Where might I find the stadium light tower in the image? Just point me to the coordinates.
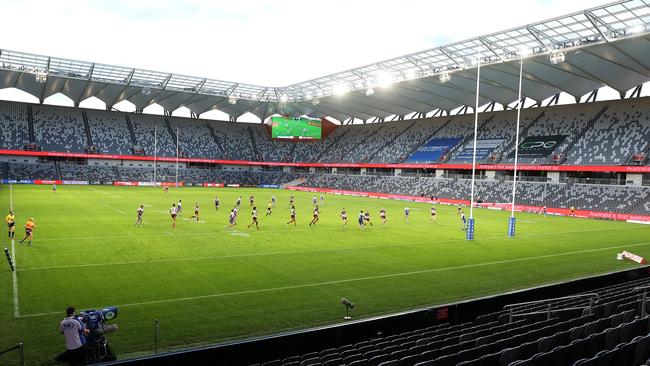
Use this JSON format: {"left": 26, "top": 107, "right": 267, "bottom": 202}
{"left": 439, "top": 72, "right": 451, "bottom": 83}
{"left": 508, "top": 48, "right": 529, "bottom": 238}
{"left": 467, "top": 47, "right": 482, "bottom": 241}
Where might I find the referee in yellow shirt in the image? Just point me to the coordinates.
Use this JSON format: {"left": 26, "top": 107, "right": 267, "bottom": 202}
{"left": 5, "top": 211, "right": 15, "bottom": 239}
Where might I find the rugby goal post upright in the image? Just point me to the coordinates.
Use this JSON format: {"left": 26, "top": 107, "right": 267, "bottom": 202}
{"left": 175, "top": 126, "right": 179, "bottom": 188}
{"left": 508, "top": 54, "right": 525, "bottom": 237}
{"left": 467, "top": 46, "right": 481, "bottom": 241}
{"left": 153, "top": 123, "right": 157, "bottom": 187}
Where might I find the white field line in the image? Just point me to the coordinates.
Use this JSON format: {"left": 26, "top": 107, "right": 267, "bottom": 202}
{"left": 18, "top": 225, "right": 647, "bottom": 272}
{"left": 19, "top": 240, "right": 650, "bottom": 318}
{"left": 14, "top": 223, "right": 647, "bottom": 244}
{"left": 10, "top": 184, "right": 19, "bottom": 317}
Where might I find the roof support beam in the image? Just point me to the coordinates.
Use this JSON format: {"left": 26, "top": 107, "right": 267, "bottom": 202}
{"left": 107, "top": 69, "right": 135, "bottom": 108}
{"left": 439, "top": 47, "right": 471, "bottom": 69}
{"left": 584, "top": 10, "right": 623, "bottom": 41}
{"left": 160, "top": 74, "right": 173, "bottom": 89}
{"left": 37, "top": 57, "right": 52, "bottom": 104}
{"left": 479, "top": 38, "right": 510, "bottom": 62}
{"left": 75, "top": 63, "right": 95, "bottom": 107}
{"left": 526, "top": 26, "right": 558, "bottom": 51}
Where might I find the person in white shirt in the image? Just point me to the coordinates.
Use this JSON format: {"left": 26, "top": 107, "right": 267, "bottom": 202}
{"left": 56, "top": 306, "right": 89, "bottom": 365}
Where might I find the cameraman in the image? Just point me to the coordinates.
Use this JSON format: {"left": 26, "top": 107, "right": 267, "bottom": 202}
{"left": 56, "top": 306, "right": 89, "bottom": 365}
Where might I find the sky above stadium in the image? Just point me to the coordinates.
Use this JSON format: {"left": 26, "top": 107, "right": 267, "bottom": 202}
{"left": 1, "top": 0, "right": 613, "bottom": 87}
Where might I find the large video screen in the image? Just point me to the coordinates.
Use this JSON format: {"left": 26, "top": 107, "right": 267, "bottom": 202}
{"left": 271, "top": 117, "right": 322, "bottom": 140}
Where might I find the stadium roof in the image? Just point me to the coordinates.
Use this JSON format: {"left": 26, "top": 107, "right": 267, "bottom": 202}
{"left": 1, "top": 0, "right": 649, "bottom": 122}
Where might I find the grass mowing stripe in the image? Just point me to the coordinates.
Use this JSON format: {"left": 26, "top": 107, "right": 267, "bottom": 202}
{"left": 18, "top": 225, "right": 647, "bottom": 272}
{"left": 19, "top": 240, "right": 650, "bottom": 318}
{"left": 10, "top": 184, "right": 20, "bottom": 317}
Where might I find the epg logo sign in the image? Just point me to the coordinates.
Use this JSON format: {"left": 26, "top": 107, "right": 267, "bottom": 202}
{"left": 520, "top": 140, "right": 558, "bottom": 149}
{"left": 513, "top": 135, "right": 567, "bottom": 158}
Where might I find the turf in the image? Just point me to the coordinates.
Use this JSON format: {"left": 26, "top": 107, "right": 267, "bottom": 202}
{"left": 0, "top": 184, "right": 648, "bottom": 365}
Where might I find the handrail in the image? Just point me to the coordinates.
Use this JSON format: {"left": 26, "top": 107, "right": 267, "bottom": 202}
{"left": 633, "top": 286, "right": 650, "bottom": 315}
{"left": 504, "top": 293, "right": 600, "bottom": 323}
{"left": 0, "top": 343, "right": 24, "bottom": 366}
{"left": 504, "top": 293, "right": 600, "bottom": 309}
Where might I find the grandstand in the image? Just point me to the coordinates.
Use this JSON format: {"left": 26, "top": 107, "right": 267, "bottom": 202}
{"left": 1, "top": 1, "right": 650, "bottom": 365}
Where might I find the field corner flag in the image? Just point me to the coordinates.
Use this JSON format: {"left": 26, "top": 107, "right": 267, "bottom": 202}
{"left": 466, "top": 218, "right": 475, "bottom": 240}
{"left": 508, "top": 217, "right": 516, "bottom": 237}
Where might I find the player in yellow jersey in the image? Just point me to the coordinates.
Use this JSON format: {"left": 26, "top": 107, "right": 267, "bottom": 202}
{"left": 266, "top": 201, "right": 273, "bottom": 216}
{"left": 5, "top": 211, "right": 15, "bottom": 239}
{"left": 19, "top": 218, "right": 36, "bottom": 246}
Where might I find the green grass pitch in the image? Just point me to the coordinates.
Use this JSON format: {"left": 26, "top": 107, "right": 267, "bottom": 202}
{"left": 1, "top": 184, "right": 649, "bottom": 364}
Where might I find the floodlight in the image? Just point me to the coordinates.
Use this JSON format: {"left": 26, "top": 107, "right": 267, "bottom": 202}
{"left": 404, "top": 69, "right": 417, "bottom": 80}
{"left": 333, "top": 83, "right": 349, "bottom": 96}
{"left": 35, "top": 70, "right": 47, "bottom": 84}
{"left": 628, "top": 24, "right": 645, "bottom": 34}
{"left": 142, "top": 88, "right": 152, "bottom": 96}
{"left": 518, "top": 47, "right": 533, "bottom": 57}
{"left": 279, "top": 94, "right": 289, "bottom": 103}
{"left": 377, "top": 72, "right": 394, "bottom": 88}
{"left": 312, "top": 99, "right": 320, "bottom": 106}
{"left": 439, "top": 72, "right": 451, "bottom": 83}
{"left": 316, "top": 90, "right": 324, "bottom": 98}
{"left": 305, "top": 93, "right": 312, "bottom": 100}
{"left": 228, "top": 96, "right": 237, "bottom": 105}
{"left": 549, "top": 51, "right": 565, "bottom": 65}
{"left": 341, "top": 298, "right": 355, "bottom": 319}
{"left": 365, "top": 87, "right": 375, "bottom": 96}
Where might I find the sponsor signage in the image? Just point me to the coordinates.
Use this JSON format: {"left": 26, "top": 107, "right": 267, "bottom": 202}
{"left": 509, "top": 135, "right": 567, "bottom": 158}
{"left": 62, "top": 180, "right": 89, "bottom": 185}
{"left": 287, "top": 186, "right": 650, "bottom": 223}
{"left": 455, "top": 139, "right": 505, "bottom": 160}
{"left": 203, "top": 183, "right": 225, "bottom": 187}
{"left": 113, "top": 181, "right": 138, "bottom": 186}
{"left": 226, "top": 184, "right": 240, "bottom": 188}
{"left": 406, "top": 138, "right": 462, "bottom": 163}
{"left": 258, "top": 184, "right": 279, "bottom": 188}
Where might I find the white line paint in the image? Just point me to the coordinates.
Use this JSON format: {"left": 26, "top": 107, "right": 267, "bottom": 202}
{"left": 116, "top": 209, "right": 127, "bottom": 216}
{"left": 14, "top": 223, "right": 647, "bottom": 244}
{"left": 18, "top": 225, "right": 648, "bottom": 272}
{"left": 10, "top": 184, "right": 19, "bottom": 317}
{"left": 18, "top": 240, "right": 650, "bottom": 318}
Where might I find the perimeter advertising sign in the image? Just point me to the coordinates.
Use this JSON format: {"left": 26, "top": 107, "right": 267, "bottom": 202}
{"left": 406, "top": 137, "right": 462, "bottom": 163}
{"left": 454, "top": 139, "right": 505, "bottom": 160}
{"left": 509, "top": 135, "right": 567, "bottom": 158}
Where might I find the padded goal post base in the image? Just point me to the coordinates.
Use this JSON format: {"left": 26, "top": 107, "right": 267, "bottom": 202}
{"left": 508, "top": 217, "right": 516, "bottom": 237}
{"left": 466, "top": 218, "right": 475, "bottom": 240}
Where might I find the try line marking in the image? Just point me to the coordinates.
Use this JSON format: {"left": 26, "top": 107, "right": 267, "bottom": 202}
{"left": 10, "top": 184, "right": 20, "bottom": 317}
{"left": 19, "top": 240, "right": 650, "bottom": 318}
{"left": 19, "top": 225, "right": 645, "bottom": 272}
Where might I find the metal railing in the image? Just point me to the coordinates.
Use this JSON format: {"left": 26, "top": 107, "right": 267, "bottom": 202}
{"left": 504, "top": 293, "right": 600, "bottom": 323}
{"left": 633, "top": 286, "right": 650, "bottom": 316}
{"left": 0, "top": 343, "right": 24, "bottom": 366}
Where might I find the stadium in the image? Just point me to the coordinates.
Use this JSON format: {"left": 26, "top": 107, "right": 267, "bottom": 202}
{"left": 1, "top": 0, "right": 650, "bottom": 365}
